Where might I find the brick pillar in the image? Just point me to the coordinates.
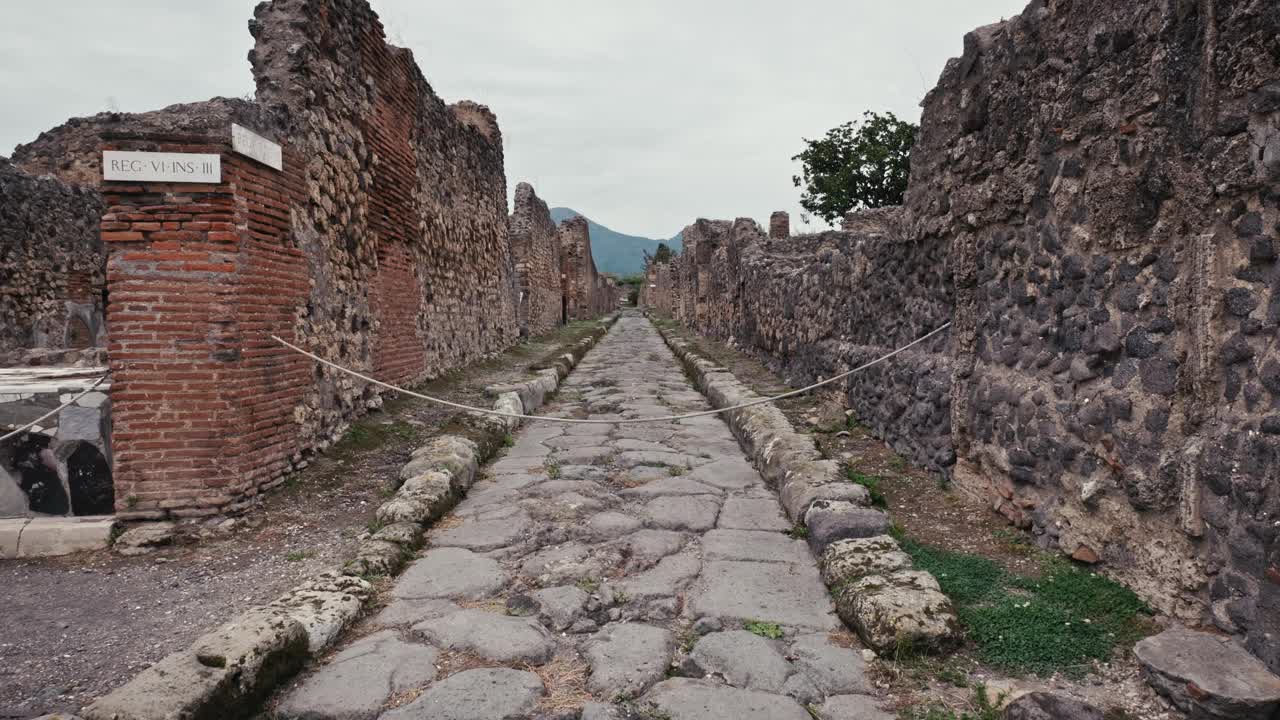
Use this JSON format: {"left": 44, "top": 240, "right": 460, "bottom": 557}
{"left": 101, "top": 132, "right": 308, "bottom": 518}
{"left": 769, "top": 211, "right": 790, "bottom": 239}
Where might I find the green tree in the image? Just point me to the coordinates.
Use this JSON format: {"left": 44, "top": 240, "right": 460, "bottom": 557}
{"left": 652, "top": 242, "right": 673, "bottom": 264}
{"left": 791, "top": 111, "right": 918, "bottom": 225}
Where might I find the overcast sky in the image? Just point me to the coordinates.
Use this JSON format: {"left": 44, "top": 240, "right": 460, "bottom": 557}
{"left": 1, "top": 0, "right": 1026, "bottom": 237}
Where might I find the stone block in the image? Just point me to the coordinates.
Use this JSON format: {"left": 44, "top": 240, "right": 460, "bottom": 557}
{"left": 15, "top": 516, "right": 114, "bottom": 558}
{"left": 1135, "top": 627, "right": 1280, "bottom": 720}
{"left": 835, "top": 570, "right": 960, "bottom": 654}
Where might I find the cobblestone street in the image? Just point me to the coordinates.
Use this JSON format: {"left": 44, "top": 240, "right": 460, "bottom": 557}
{"left": 271, "top": 313, "right": 885, "bottom": 720}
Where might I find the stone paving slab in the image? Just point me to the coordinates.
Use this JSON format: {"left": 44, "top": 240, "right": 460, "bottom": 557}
{"left": 276, "top": 630, "right": 437, "bottom": 719}
{"left": 702, "top": 529, "right": 811, "bottom": 564}
{"left": 258, "top": 313, "right": 878, "bottom": 718}
{"left": 691, "top": 560, "right": 840, "bottom": 630}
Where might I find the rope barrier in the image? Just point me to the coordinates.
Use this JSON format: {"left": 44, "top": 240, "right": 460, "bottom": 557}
{"left": 0, "top": 374, "right": 110, "bottom": 444}
{"left": 271, "top": 321, "right": 950, "bottom": 425}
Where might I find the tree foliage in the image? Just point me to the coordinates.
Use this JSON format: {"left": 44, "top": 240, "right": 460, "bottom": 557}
{"left": 791, "top": 111, "right": 918, "bottom": 225}
{"left": 652, "top": 242, "right": 673, "bottom": 264}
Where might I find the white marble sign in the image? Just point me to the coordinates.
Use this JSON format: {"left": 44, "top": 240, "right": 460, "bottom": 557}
{"left": 231, "top": 123, "right": 283, "bottom": 171}
{"left": 102, "top": 151, "right": 221, "bottom": 183}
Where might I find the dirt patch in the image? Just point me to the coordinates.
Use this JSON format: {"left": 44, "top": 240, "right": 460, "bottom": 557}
{"left": 652, "top": 318, "right": 1181, "bottom": 720}
{"left": 0, "top": 321, "right": 604, "bottom": 718}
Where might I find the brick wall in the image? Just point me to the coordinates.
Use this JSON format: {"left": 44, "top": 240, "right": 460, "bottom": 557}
{"left": 5, "top": 0, "right": 622, "bottom": 520}
{"left": 509, "top": 182, "right": 566, "bottom": 335}
{"left": 99, "top": 132, "right": 309, "bottom": 517}
{"left": 250, "top": 0, "right": 519, "bottom": 444}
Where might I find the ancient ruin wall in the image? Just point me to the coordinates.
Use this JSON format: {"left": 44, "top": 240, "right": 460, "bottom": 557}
{"left": 509, "top": 182, "right": 566, "bottom": 336}
{"left": 647, "top": 212, "right": 953, "bottom": 472}
{"left": 559, "top": 216, "right": 613, "bottom": 320}
{"left": 646, "top": 0, "right": 1280, "bottom": 669}
{"left": 0, "top": 158, "right": 105, "bottom": 354}
{"left": 907, "top": 0, "right": 1280, "bottom": 664}
{"left": 250, "top": 0, "right": 518, "bottom": 443}
{"left": 8, "top": 0, "right": 523, "bottom": 517}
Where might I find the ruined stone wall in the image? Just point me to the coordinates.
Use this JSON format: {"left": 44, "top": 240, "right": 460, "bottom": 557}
{"left": 4, "top": 0, "right": 641, "bottom": 518}
{"left": 509, "top": 183, "right": 565, "bottom": 335}
{"left": 559, "top": 216, "right": 604, "bottom": 320}
{"left": 0, "top": 158, "right": 105, "bottom": 355}
{"left": 8, "top": 0, "right": 523, "bottom": 517}
{"left": 907, "top": 0, "right": 1280, "bottom": 666}
{"left": 648, "top": 212, "right": 953, "bottom": 472}
{"left": 647, "top": 0, "right": 1280, "bottom": 671}
{"left": 250, "top": 0, "right": 518, "bottom": 442}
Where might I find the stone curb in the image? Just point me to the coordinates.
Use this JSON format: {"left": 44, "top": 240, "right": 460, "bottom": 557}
{"left": 654, "top": 321, "right": 960, "bottom": 656}
{"left": 82, "top": 314, "right": 619, "bottom": 720}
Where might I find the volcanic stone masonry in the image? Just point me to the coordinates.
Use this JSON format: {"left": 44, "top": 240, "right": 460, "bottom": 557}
{"left": 645, "top": 0, "right": 1280, "bottom": 671}
{"left": 0, "top": 0, "right": 618, "bottom": 522}
{"left": 509, "top": 182, "right": 566, "bottom": 337}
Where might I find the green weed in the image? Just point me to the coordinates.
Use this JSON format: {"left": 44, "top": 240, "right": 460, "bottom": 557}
{"left": 847, "top": 469, "right": 887, "bottom": 508}
{"left": 744, "top": 620, "right": 784, "bottom": 639}
{"left": 902, "top": 539, "right": 1151, "bottom": 675}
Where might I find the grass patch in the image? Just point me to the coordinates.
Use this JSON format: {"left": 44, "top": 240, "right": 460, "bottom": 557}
{"left": 330, "top": 419, "right": 417, "bottom": 460}
{"left": 787, "top": 524, "right": 809, "bottom": 540}
{"left": 668, "top": 465, "right": 686, "bottom": 476}
{"left": 744, "top": 620, "right": 784, "bottom": 639}
{"left": 545, "top": 460, "right": 562, "bottom": 479}
{"left": 285, "top": 550, "right": 313, "bottom": 562}
{"left": 902, "top": 538, "right": 1151, "bottom": 675}
{"left": 846, "top": 469, "right": 887, "bottom": 508}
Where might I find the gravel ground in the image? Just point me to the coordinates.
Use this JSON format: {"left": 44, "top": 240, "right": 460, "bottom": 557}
{"left": 0, "top": 321, "right": 603, "bottom": 719}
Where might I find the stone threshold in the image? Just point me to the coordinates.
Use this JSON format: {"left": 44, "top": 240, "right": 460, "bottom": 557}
{"left": 0, "top": 515, "right": 116, "bottom": 559}
{"left": 79, "top": 314, "right": 619, "bottom": 720}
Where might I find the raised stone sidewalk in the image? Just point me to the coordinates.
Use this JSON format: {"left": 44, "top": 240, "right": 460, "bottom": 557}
{"left": 270, "top": 312, "right": 895, "bottom": 719}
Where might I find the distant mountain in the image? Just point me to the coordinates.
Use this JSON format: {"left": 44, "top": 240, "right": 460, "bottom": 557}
{"left": 550, "top": 207, "right": 683, "bottom": 276}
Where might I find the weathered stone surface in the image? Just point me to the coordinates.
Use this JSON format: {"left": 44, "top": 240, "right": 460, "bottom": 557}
{"left": 431, "top": 509, "right": 532, "bottom": 551}
{"left": 272, "top": 572, "right": 373, "bottom": 653}
{"left": 717, "top": 497, "right": 791, "bottom": 531}
{"left": 85, "top": 607, "right": 309, "bottom": 720}
{"left": 819, "top": 536, "right": 913, "bottom": 588}
{"left": 413, "top": 609, "right": 556, "bottom": 664}
{"left": 641, "top": 495, "right": 720, "bottom": 531}
{"left": 691, "top": 560, "right": 839, "bottom": 630}
{"left": 11, "top": 516, "right": 115, "bottom": 558}
{"left": 642, "top": 678, "right": 811, "bottom": 720}
{"left": 803, "top": 501, "right": 889, "bottom": 554}
{"left": 585, "top": 622, "right": 674, "bottom": 698}
{"left": 380, "top": 668, "right": 545, "bottom": 720}
{"left": 835, "top": 571, "right": 959, "bottom": 654}
{"left": 789, "top": 633, "right": 871, "bottom": 696}
{"left": 1004, "top": 692, "right": 1105, "bottom": 720}
{"left": 620, "top": 476, "right": 721, "bottom": 497}
{"left": 1134, "top": 627, "right": 1280, "bottom": 720}
{"left": 392, "top": 548, "right": 507, "bottom": 600}
{"left": 702, "top": 529, "right": 811, "bottom": 564}
{"left": 587, "top": 511, "right": 643, "bottom": 539}
{"left": 530, "top": 585, "right": 590, "bottom": 631}
{"left": 688, "top": 630, "right": 791, "bottom": 692}
{"left": 276, "top": 630, "right": 437, "bottom": 719}
{"left": 819, "top": 694, "right": 895, "bottom": 720}
{"left": 371, "top": 598, "right": 459, "bottom": 628}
